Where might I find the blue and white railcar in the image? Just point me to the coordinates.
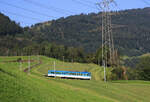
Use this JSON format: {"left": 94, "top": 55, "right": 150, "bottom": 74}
{"left": 48, "top": 70, "right": 91, "bottom": 80}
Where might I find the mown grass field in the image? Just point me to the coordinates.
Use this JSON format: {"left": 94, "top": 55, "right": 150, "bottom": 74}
{"left": 0, "top": 56, "right": 150, "bottom": 102}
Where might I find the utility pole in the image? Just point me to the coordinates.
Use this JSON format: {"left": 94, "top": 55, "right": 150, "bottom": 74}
{"left": 54, "top": 61, "right": 56, "bottom": 77}
{"left": 37, "top": 55, "right": 40, "bottom": 64}
{"left": 7, "top": 49, "right": 9, "bottom": 57}
{"left": 28, "top": 56, "right": 31, "bottom": 74}
{"left": 97, "top": 0, "right": 116, "bottom": 82}
{"left": 63, "top": 56, "right": 64, "bottom": 63}
{"left": 20, "top": 60, "right": 22, "bottom": 71}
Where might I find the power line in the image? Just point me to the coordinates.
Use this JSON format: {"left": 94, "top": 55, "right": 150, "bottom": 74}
{"left": 0, "top": 1, "right": 56, "bottom": 18}
{"left": 24, "top": 0, "right": 75, "bottom": 15}
{"left": 72, "top": 0, "right": 97, "bottom": 10}
{"left": 82, "top": 0, "right": 97, "bottom": 4}
{"left": 110, "top": 0, "right": 121, "bottom": 11}
{"left": 140, "top": 0, "right": 150, "bottom": 5}
{"left": 14, "top": 21, "right": 35, "bottom": 26}
{"left": 0, "top": 9, "right": 43, "bottom": 21}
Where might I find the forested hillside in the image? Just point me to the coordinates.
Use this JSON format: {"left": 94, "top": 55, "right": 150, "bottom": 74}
{"left": 26, "top": 7, "right": 150, "bottom": 56}
{"left": 0, "top": 13, "right": 22, "bottom": 35}
{"left": 0, "top": 12, "right": 26, "bottom": 55}
{"left": 0, "top": 8, "right": 150, "bottom": 57}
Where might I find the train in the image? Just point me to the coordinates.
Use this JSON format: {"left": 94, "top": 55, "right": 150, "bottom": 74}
{"left": 48, "top": 70, "right": 91, "bottom": 80}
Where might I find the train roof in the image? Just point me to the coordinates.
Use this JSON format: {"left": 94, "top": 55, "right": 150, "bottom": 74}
{"left": 48, "top": 70, "right": 91, "bottom": 74}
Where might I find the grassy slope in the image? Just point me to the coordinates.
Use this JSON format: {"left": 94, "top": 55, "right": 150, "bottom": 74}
{"left": 0, "top": 56, "right": 150, "bottom": 102}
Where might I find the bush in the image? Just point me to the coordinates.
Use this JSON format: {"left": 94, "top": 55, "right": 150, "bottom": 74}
{"left": 136, "top": 56, "right": 150, "bottom": 81}
{"left": 17, "top": 58, "right": 22, "bottom": 62}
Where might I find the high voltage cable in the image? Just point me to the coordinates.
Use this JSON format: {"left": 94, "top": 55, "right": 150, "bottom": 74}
{"left": 0, "top": 1, "right": 56, "bottom": 18}
{"left": 82, "top": 0, "right": 97, "bottom": 4}
{"left": 24, "top": 0, "right": 75, "bottom": 15}
{"left": 72, "top": 0, "right": 97, "bottom": 10}
{"left": 140, "top": 0, "right": 150, "bottom": 5}
{"left": 0, "top": 9, "right": 43, "bottom": 21}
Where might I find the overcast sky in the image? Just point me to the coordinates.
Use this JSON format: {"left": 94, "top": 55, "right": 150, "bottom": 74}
{"left": 0, "top": 0, "right": 149, "bottom": 27}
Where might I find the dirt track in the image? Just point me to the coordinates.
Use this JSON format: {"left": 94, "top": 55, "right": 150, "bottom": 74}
{"left": 1, "top": 59, "right": 42, "bottom": 73}
{"left": 2, "top": 60, "right": 35, "bottom": 63}
{"left": 24, "top": 60, "right": 42, "bottom": 72}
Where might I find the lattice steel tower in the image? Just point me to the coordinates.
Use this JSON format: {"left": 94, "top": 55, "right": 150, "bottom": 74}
{"left": 97, "top": 0, "right": 116, "bottom": 82}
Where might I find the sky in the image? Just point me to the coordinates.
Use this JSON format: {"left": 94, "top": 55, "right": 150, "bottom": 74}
{"left": 0, "top": 0, "right": 149, "bottom": 27}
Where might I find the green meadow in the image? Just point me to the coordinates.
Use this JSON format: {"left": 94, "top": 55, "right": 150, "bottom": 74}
{"left": 0, "top": 56, "right": 150, "bottom": 102}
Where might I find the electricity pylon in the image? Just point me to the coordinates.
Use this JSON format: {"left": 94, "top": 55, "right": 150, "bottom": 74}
{"left": 97, "top": 0, "right": 116, "bottom": 82}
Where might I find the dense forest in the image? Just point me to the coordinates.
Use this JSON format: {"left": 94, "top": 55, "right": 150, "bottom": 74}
{"left": 1, "top": 8, "right": 150, "bottom": 56}
{"left": 24, "top": 7, "right": 150, "bottom": 56}
{"left": 0, "top": 13, "right": 22, "bottom": 35}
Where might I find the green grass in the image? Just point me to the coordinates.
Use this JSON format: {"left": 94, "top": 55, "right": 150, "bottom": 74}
{"left": 0, "top": 56, "right": 150, "bottom": 102}
{"left": 141, "top": 53, "right": 150, "bottom": 57}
